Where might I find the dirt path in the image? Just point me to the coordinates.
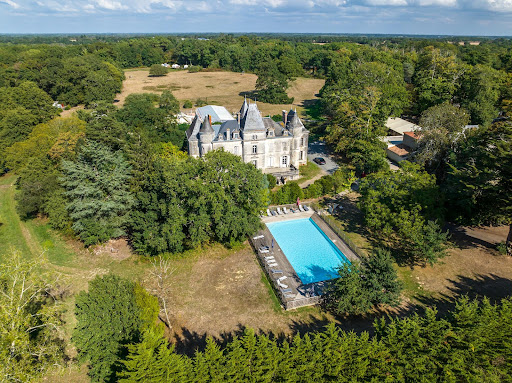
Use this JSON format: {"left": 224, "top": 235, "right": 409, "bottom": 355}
{"left": 299, "top": 170, "right": 327, "bottom": 188}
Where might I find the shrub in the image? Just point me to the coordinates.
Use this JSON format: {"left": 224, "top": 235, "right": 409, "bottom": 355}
{"left": 149, "top": 64, "right": 168, "bottom": 77}
{"left": 183, "top": 100, "right": 193, "bottom": 109}
{"left": 266, "top": 174, "right": 277, "bottom": 189}
{"left": 195, "top": 98, "right": 207, "bottom": 107}
{"left": 188, "top": 66, "right": 201, "bottom": 73}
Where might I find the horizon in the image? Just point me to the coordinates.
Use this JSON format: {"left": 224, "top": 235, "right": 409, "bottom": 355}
{"left": 1, "top": 0, "right": 511, "bottom": 36}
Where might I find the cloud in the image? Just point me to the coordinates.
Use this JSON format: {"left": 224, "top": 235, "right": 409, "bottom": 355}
{"left": 0, "top": 0, "right": 20, "bottom": 8}
{"left": 95, "top": 0, "right": 127, "bottom": 10}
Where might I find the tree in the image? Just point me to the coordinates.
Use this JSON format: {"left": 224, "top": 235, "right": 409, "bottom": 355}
{"left": 73, "top": 274, "right": 158, "bottom": 383}
{"left": 0, "top": 250, "right": 64, "bottom": 382}
{"left": 359, "top": 162, "right": 448, "bottom": 265}
{"left": 325, "top": 87, "right": 388, "bottom": 174}
{"left": 413, "top": 46, "right": 465, "bottom": 112}
{"left": 323, "top": 263, "right": 373, "bottom": 316}
{"left": 149, "top": 64, "right": 168, "bottom": 77}
{"left": 61, "top": 140, "right": 134, "bottom": 246}
{"left": 445, "top": 121, "right": 512, "bottom": 255}
{"left": 415, "top": 102, "right": 470, "bottom": 181}
{"left": 255, "top": 61, "right": 294, "bottom": 104}
{"left": 323, "top": 248, "right": 402, "bottom": 315}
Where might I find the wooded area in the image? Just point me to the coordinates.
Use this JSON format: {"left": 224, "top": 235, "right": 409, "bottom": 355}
{"left": 0, "top": 34, "right": 511, "bottom": 382}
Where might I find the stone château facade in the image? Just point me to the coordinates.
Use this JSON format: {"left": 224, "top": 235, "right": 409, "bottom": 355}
{"left": 186, "top": 99, "right": 309, "bottom": 183}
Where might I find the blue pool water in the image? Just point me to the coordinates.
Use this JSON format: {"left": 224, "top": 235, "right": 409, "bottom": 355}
{"left": 266, "top": 218, "right": 350, "bottom": 284}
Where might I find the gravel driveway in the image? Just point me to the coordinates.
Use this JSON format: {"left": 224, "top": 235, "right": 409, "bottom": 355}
{"left": 307, "top": 141, "right": 339, "bottom": 175}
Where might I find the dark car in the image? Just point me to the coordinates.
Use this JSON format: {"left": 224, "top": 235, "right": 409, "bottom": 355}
{"left": 313, "top": 157, "right": 326, "bottom": 165}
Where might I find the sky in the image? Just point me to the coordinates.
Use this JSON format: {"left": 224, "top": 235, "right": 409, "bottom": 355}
{"left": 0, "top": 0, "right": 511, "bottom": 36}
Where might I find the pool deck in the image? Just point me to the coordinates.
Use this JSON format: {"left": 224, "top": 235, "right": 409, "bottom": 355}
{"left": 253, "top": 209, "right": 360, "bottom": 310}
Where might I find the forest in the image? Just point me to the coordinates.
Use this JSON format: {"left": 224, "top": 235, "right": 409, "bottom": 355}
{"left": 0, "top": 33, "right": 511, "bottom": 382}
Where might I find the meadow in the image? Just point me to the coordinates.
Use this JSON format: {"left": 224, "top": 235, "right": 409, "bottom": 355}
{"left": 116, "top": 69, "right": 325, "bottom": 117}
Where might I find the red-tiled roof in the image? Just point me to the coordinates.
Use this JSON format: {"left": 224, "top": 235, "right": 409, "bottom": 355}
{"left": 387, "top": 144, "right": 411, "bottom": 157}
{"left": 404, "top": 131, "right": 420, "bottom": 139}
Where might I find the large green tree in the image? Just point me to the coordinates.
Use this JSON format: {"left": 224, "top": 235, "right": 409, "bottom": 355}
{"left": 61, "top": 140, "right": 134, "bottom": 246}
{"left": 255, "top": 60, "right": 294, "bottom": 104}
{"left": 73, "top": 274, "right": 158, "bottom": 383}
{"left": 445, "top": 121, "right": 512, "bottom": 255}
{"left": 415, "top": 102, "right": 470, "bottom": 181}
{"left": 325, "top": 86, "right": 388, "bottom": 174}
{"left": 359, "top": 162, "right": 448, "bottom": 265}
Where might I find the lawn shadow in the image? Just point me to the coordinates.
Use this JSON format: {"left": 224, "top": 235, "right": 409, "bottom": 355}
{"left": 445, "top": 223, "right": 503, "bottom": 251}
{"left": 413, "top": 273, "right": 512, "bottom": 316}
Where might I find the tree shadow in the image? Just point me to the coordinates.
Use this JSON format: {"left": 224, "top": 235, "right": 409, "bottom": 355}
{"left": 238, "top": 90, "right": 258, "bottom": 100}
{"left": 413, "top": 273, "right": 512, "bottom": 316}
{"left": 445, "top": 223, "right": 503, "bottom": 251}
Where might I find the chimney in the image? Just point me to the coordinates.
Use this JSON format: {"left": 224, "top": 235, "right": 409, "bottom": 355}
{"left": 237, "top": 113, "right": 240, "bottom": 124}
{"left": 282, "top": 110, "right": 287, "bottom": 125}
{"left": 226, "top": 127, "right": 230, "bottom": 140}
{"left": 208, "top": 115, "right": 212, "bottom": 125}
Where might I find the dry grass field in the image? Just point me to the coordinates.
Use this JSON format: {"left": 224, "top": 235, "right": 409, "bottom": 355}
{"left": 116, "top": 69, "right": 325, "bottom": 116}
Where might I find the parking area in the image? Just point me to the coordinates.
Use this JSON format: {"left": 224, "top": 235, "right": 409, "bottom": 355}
{"left": 307, "top": 141, "right": 339, "bottom": 174}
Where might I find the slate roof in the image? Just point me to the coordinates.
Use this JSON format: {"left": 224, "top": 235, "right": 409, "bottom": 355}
{"left": 286, "top": 109, "right": 305, "bottom": 131}
{"left": 241, "top": 103, "right": 266, "bottom": 132}
{"left": 199, "top": 116, "right": 215, "bottom": 134}
{"left": 186, "top": 115, "right": 202, "bottom": 140}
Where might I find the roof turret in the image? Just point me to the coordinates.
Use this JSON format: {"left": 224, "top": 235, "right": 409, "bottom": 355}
{"left": 186, "top": 115, "right": 202, "bottom": 140}
{"left": 199, "top": 115, "right": 215, "bottom": 135}
{"left": 286, "top": 109, "right": 304, "bottom": 131}
{"left": 239, "top": 97, "right": 249, "bottom": 118}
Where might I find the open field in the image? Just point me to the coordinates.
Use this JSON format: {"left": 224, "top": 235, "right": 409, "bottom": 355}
{"left": 116, "top": 69, "right": 325, "bottom": 117}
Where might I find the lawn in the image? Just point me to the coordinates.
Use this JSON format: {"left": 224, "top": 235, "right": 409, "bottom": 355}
{"left": 297, "top": 160, "right": 323, "bottom": 184}
{"left": 116, "top": 69, "right": 325, "bottom": 117}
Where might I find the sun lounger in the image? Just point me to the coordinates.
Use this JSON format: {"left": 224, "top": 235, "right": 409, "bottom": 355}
{"left": 270, "top": 269, "right": 283, "bottom": 274}
{"left": 259, "top": 249, "right": 270, "bottom": 254}
{"left": 278, "top": 282, "right": 288, "bottom": 289}
{"left": 260, "top": 245, "right": 269, "bottom": 251}
{"left": 283, "top": 207, "right": 289, "bottom": 214}
{"left": 265, "top": 258, "right": 275, "bottom": 263}
{"left": 277, "top": 276, "right": 287, "bottom": 282}
{"left": 298, "top": 205, "right": 305, "bottom": 212}
{"left": 264, "top": 254, "right": 274, "bottom": 259}
{"left": 271, "top": 210, "right": 277, "bottom": 216}
{"left": 268, "top": 263, "right": 278, "bottom": 267}
{"left": 267, "top": 209, "right": 272, "bottom": 217}
{"left": 303, "top": 205, "right": 310, "bottom": 211}
{"left": 253, "top": 235, "right": 264, "bottom": 240}
{"left": 280, "top": 288, "right": 292, "bottom": 293}
{"left": 277, "top": 207, "right": 283, "bottom": 215}
{"left": 284, "top": 293, "right": 295, "bottom": 299}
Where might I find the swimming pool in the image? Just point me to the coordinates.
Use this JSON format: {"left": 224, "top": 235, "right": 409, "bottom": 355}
{"left": 265, "top": 218, "right": 351, "bottom": 284}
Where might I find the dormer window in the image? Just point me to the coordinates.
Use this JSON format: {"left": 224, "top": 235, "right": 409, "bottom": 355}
{"left": 268, "top": 130, "right": 274, "bottom": 137}
{"left": 252, "top": 134, "right": 257, "bottom": 140}
{"left": 233, "top": 132, "right": 239, "bottom": 139}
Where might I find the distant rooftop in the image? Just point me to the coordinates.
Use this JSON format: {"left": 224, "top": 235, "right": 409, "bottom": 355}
{"left": 386, "top": 117, "right": 421, "bottom": 136}
{"left": 196, "top": 105, "right": 235, "bottom": 124}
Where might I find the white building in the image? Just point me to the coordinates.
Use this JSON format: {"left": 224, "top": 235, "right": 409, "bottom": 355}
{"left": 186, "top": 99, "right": 309, "bottom": 183}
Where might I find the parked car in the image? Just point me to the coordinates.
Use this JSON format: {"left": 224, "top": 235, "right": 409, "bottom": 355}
{"left": 313, "top": 157, "right": 326, "bottom": 165}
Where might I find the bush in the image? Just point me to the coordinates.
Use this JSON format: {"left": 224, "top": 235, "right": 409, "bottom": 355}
{"left": 188, "top": 66, "right": 201, "bottom": 73}
{"left": 271, "top": 182, "right": 303, "bottom": 205}
{"left": 305, "top": 182, "right": 322, "bottom": 199}
{"left": 149, "top": 64, "right": 168, "bottom": 77}
{"left": 266, "top": 174, "right": 277, "bottom": 189}
{"left": 183, "top": 100, "right": 193, "bottom": 109}
{"left": 195, "top": 98, "right": 207, "bottom": 107}
{"left": 332, "top": 167, "right": 356, "bottom": 193}
{"left": 496, "top": 242, "right": 507, "bottom": 255}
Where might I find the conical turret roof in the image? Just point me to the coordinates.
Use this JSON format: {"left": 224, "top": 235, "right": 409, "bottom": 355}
{"left": 199, "top": 115, "right": 215, "bottom": 134}
{"left": 242, "top": 103, "right": 266, "bottom": 131}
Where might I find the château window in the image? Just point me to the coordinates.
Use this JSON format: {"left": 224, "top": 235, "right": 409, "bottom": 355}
{"left": 234, "top": 146, "right": 239, "bottom": 155}
{"left": 252, "top": 145, "right": 257, "bottom": 154}
{"left": 252, "top": 160, "right": 257, "bottom": 167}
{"left": 300, "top": 137, "right": 304, "bottom": 146}
{"left": 233, "top": 132, "right": 239, "bottom": 139}
{"left": 282, "top": 156, "right": 288, "bottom": 166}
{"left": 252, "top": 134, "right": 257, "bottom": 140}
{"left": 299, "top": 151, "right": 303, "bottom": 160}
